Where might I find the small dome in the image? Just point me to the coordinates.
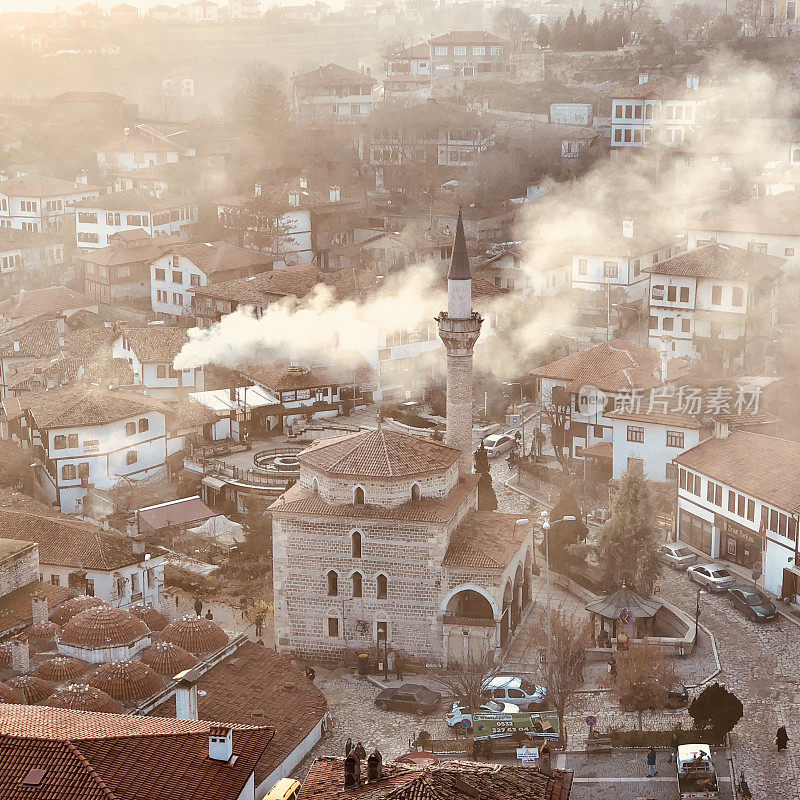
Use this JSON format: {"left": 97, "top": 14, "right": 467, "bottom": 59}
{"left": 0, "top": 681, "right": 24, "bottom": 704}
{"left": 87, "top": 660, "right": 162, "bottom": 700}
{"left": 36, "top": 657, "right": 89, "bottom": 682}
{"left": 0, "top": 642, "right": 11, "bottom": 666}
{"left": 43, "top": 683, "right": 122, "bottom": 714}
{"left": 138, "top": 641, "right": 197, "bottom": 675}
{"left": 17, "top": 621, "right": 60, "bottom": 641}
{"left": 60, "top": 607, "right": 149, "bottom": 649}
{"left": 129, "top": 605, "right": 168, "bottom": 631}
{"left": 161, "top": 615, "right": 228, "bottom": 654}
{"left": 51, "top": 596, "right": 110, "bottom": 626}
{"left": 7, "top": 675, "right": 54, "bottom": 704}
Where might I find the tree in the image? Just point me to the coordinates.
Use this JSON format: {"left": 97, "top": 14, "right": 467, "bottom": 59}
{"left": 243, "top": 494, "right": 272, "bottom": 554}
{"left": 547, "top": 489, "right": 589, "bottom": 568}
{"left": 474, "top": 444, "right": 498, "bottom": 511}
{"left": 672, "top": 1, "right": 709, "bottom": 39}
{"left": 610, "top": 642, "right": 677, "bottom": 730}
{"left": 560, "top": 9, "right": 580, "bottom": 49}
{"left": 536, "top": 21, "right": 551, "bottom": 47}
{"left": 493, "top": 5, "right": 534, "bottom": 54}
{"left": 689, "top": 683, "right": 743, "bottom": 737}
{"left": 734, "top": 0, "right": 763, "bottom": 33}
{"left": 540, "top": 387, "right": 571, "bottom": 469}
{"left": 597, "top": 460, "right": 662, "bottom": 593}
{"left": 530, "top": 610, "right": 591, "bottom": 743}
{"left": 437, "top": 654, "right": 503, "bottom": 708}
{"left": 611, "top": 0, "right": 652, "bottom": 30}
{"left": 707, "top": 11, "right": 741, "bottom": 42}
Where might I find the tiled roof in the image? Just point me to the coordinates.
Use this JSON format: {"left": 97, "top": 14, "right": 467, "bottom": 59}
{"left": 0, "top": 704, "right": 273, "bottom": 800}
{"left": 75, "top": 189, "right": 194, "bottom": 212}
{"left": 0, "top": 286, "right": 96, "bottom": 322}
{"left": 0, "top": 582, "right": 73, "bottom": 640}
{"left": 240, "top": 362, "right": 342, "bottom": 392}
{"left": 60, "top": 607, "right": 149, "bottom": 650}
{"left": 41, "top": 683, "right": 123, "bottom": 714}
{"left": 165, "top": 241, "right": 271, "bottom": 275}
{"left": 137, "top": 641, "right": 197, "bottom": 675}
{"left": 0, "top": 228, "right": 65, "bottom": 252}
{"left": 644, "top": 243, "right": 784, "bottom": 281}
{"left": 605, "top": 408, "right": 704, "bottom": 429}
{"left": 615, "top": 75, "right": 687, "bottom": 100}
{"left": 161, "top": 615, "right": 229, "bottom": 654}
{"left": 297, "top": 758, "right": 573, "bottom": 800}
{"left": 7, "top": 675, "right": 54, "bottom": 704}
{"left": 0, "top": 683, "right": 23, "bottom": 704}
{"left": 530, "top": 339, "right": 687, "bottom": 394}
{"left": 0, "top": 643, "right": 10, "bottom": 666}
{"left": 78, "top": 239, "right": 167, "bottom": 267}
{"left": 293, "top": 63, "right": 376, "bottom": 88}
{"left": 129, "top": 605, "right": 168, "bottom": 631}
{"left": 675, "top": 431, "right": 800, "bottom": 513}
{"left": 135, "top": 497, "right": 215, "bottom": 533}
{"left": 0, "top": 511, "right": 147, "bottom": 572}
{"left": 270, "top": 474, "right": 480, "bottom": 523}
{"left": 97, "top": 134, "right": 180, "bottom": 154}
{"left": 0, "top": 318, "right": 63, "bottom": 358}
{"left": 300, "top": 428, "right": 461, "bottom": 479}
{"left": 119, "top": 326, "right": 190, "bottom": 362}
{"left": 443, "top": 513, "right": 532, "bottom": 570}
{"left": 429, "top": 30, "right": 505, "bottom": 44}
{"left": 192, "top": 264, "right": 324, "bottom": 303}
{"left": 35, "top": 657, "right": 89, "bottom": 682}
{"left": 149, "top": 640, "right": 326, "bottom": 785}
{"left": 50, "top": 596, "right": 109, "bottom": 627}
{"left": 694, "top": 191, "right": 800, "bottom": 236}
{"left": 0, "top": 174, "right": 100, "bottom": 198}
{"left": 87, "top": 660, "right": 163, "bottom": 700}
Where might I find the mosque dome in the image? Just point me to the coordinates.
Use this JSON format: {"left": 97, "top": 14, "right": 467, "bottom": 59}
{"left": 50, "top": 596, "right": 110, "bottom": 626}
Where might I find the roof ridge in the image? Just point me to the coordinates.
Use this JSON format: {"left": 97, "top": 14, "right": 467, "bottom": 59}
{"left": 378, "top": 428, "right": 393, "bottom": 477}
{"left": 65, "top": 739, "right": 119, "bottom": 799}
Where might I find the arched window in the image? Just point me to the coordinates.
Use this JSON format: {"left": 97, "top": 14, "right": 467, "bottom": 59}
{"left": 312, "top": 478, "right": 319, "bottom": 494}
{"left": 327, "top": 570, "right": 338, "bottom": 597}
{"left": 411, "top": 483, "right": 421, "bottom": 501}
{"left": 376, "top": 574, "right": 388, "bottom": 600}
{"left": 352, "top": 572, "right": 363, "bottom": 598}
{"left": 354, "top": 486, "right": 365, "bottom": 505}
{"left": 351, "top": 531, "right": 362, "bottom": 559}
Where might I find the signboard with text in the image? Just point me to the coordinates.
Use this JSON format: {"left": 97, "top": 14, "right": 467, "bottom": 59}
{"left": 472, "top": 711, "right": 560, "bottom": 741}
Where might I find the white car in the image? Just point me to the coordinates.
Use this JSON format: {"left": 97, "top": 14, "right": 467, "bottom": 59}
{"left": 687, "top": 563, "right": 736, "bottom": 592}
{"left": 482, "top": 434, "right": 515, "bottom": 457}
{"left": 481, "top": 676, "right": 547, "bottom": 711}
{"left": 446, "top": 699, "right": 520, "bottom": 729}
{"left": 659, "top": 542, "right": 698, "bottom": 570}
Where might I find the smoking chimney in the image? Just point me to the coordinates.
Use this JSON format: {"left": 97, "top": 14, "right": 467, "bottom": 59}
{"left": 11, "top": 639, "right": 30, "bottom": 674}
{"left": 622, "top": 217, "right": 634, "bottom": 239}
{"left": 208, "top": 726, "right": 233, "bottom": 762}
{"left": 173, "top": 667, "right": 200, "bottom": 720}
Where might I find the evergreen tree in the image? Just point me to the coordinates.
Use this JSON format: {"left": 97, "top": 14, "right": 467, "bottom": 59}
{"left": 550, "top": 18, "right": 563, "bottom": 48}
{"left": 561, "top": 9, "right": 580, "bottom": 49}
{"left": 689, "top": 683, "right": 743, "bottom": 737}
{"left": 537, "top": 21, "right": 551, "bottom": 47}
{"left": 597, "top": 460, "right": 661, "bottom": 593}
{"left": 576, "top": 8, "right": 588, "bottom": 47}
{"left": 474, "top": 443, "right": 498, "bottom": 511}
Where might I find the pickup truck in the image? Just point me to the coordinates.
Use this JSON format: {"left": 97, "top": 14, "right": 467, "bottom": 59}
{"left": 676, "top": 744, "right": 719, "bottom": 799}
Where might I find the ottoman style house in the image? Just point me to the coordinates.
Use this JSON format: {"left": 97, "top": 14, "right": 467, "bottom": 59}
{"left": 270, "top": 213, "right": 535, "bottom": 666}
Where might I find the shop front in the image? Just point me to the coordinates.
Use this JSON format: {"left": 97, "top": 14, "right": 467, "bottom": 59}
{"left": 717, "top": 516, "right": 762, "bottom": 570}
{"left": 679, "top": 510, "right": 714, "bottom": 558}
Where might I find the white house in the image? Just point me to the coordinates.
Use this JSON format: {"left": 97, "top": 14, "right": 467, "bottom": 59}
{"left": 149, "top": 240, "right": 272, "bottom": 317}
{"left": 96, "top": 133, "right": 182, "bottom": 172}
{"left": 387, "top": 42, "right": 430, "bottom": 75}
{"left": 180, "top": 0, "right": 220, "bottom": 21}
{"left": 478, "top": 245, "right": 570, "bottom": 296}
{"left": 675, "top": 428, "right": 800, "bottom": 600}
{"left": 74, "top": 189, "right": 198, "bottom": 249}
{"left": 6, "top": 385, "right": 173, "bottom": 515}
{"left": 292, "top": 63, "right": 376, "bottom": 123}
{"left": 612, "top": 74, "right": 703, "bottom": 149}
{"left": 0, "top": 227, "right": 66, "bottom": 286}
{"left": 112, "top": 326, "right": 205, "bottom": 400}
{"left": 0, "top": 174, "right": 100, "bottom": 233}
{"left": 645, "top": 243, "right": 783, "bottom": 370}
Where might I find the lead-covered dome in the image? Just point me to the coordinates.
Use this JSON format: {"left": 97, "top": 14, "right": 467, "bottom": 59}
{"left": 129, "top": 605, "right": 168, "bottom": 631}
{"left": 60, "top": 607, "right": 149, "bottom": 649}
{"left": 161, "top": 615, "right": 228, "bottom": 654}
{"left": 43, "top": 683, "right": 122, "bottom": 714}
{"left": 138, "top": 641, "right": 197, "bottom": 675}
{"left": 50, "top": 596, "right": 110, "bottom": 626}
{"left": 7, "top": 675, "right": 54, "bottom": 704}
{"left": 87, "top": 660, "right": 163, "bottom": 700}
{"left": 0, "top": 682, "right": 24, "bottom": 704}
{"left": 36, "top": 656, "right": 89, "bottom": 682}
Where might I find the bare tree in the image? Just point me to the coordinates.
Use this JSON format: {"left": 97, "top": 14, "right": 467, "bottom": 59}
{"left": 493, "top": 5, "right": 534, "bottom": 54}
{"left": 437, "top": 654, "right": 504, "bottom": 709}
{"left": 735, "top": 0, "right": 764, "bottom": 33}
{"left": 540, "top": 385, "right": 572, "bottom": 470}
{"left": 672, "top": 1, "right": 711, "bottom": 38}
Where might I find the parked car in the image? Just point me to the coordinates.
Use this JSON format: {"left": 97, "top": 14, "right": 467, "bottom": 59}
{"left": 659, "top": 542, "right": 698, "bottom": 570}
{"left": 687, "top": 564, "right": 736, "bottom": 592}
{"left": 446, "top": 699, "right": 519, "bottom": 728}
{"left": 481, "top": 676, "right": 548, "bottom": 711}
{"left": 375, "top": 684, "right": 441, "bottom": 714}
{"left": 728, "top": 585, "right": 777, "bottom": 621}
{"left": 481, "top": 434, "right": 515, "bottom": 457}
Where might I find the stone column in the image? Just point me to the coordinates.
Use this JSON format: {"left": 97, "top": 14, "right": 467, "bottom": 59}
{"left": 31, "top": 595, "right": 48, "bottom": 625}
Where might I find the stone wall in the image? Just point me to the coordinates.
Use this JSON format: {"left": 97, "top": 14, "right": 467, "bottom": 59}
{"left": 0, "top": 542, "right": 38, "bottom": 598}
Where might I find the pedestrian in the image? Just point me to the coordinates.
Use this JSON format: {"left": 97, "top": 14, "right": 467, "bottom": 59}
{"left": 205, "top": 609, "right": 214, "bottom": 620}
{"left": 738, "top": 772, "right": 752, "bottom": 800}
{"left": 239, "top": 596, "right": 248, "bottom": 621}
{"left": 646, "top": 747, "right": 657, "bottom": 777}
{"left": 345, "top": 737, "right": 353, "bottom": 757}
{"left": 194, "top": 598, "right": 202, "bottom": 616}
{"left": 255, "top": 614, "right": 264, "bottom": 637}
{"left": 669, "top": 733, "right": 679, "bottom": 763}
{"left": 395, "top": 654, "right": 404, "bottom": 682}
{"left": 777, "top": 725, "right": 789, "bottom": 751}
{"left": 608, "top": 656, "right": 617, "bottom": 682}
{"left": 354, "top": 741, "right": 366, "bottom": 761}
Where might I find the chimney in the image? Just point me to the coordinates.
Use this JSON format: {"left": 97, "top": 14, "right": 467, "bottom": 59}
{"left": 208, "top": 726, "right": 233, "bottom": 762}
{"left": 638, "top": 72, "right": 649, "bottom": 85}
{"left": 229, "top": 387, "right": 237, "bottom": 403}
{"left": 289, "top": 190, "right": 301, "bottom": 207}
{"left": 622, "top": 217, "right": 634, "bottom": 239}
{"left": 76, "top": 170, "right": 88, "bottom": 185}
{"left": 31, "top": 595, "right": 48, "bottom": 625}
{"left": 344, "top": 753, "right": 361, "bottom": 789}
{"left": 13, "top": 341, "right": 20, "bottom": 352}
{"left": 714, "top": 419, "right": 730, "bottom": 440}
{"left": 173, "top": 667, "right": 200, "bottom": 720}
{"left": 329, "top": 186, "right": 341, "bottom": 203}
{"left": 132, "top": 537, "right": 146, "bottom": 555}
{"left": 11, "top": 639, "right": 30, "bottom": 674}
{"left": 299, "top": 176, "right": 308, "bottom": 190}
{"left": 686, "top": 73, "right": 699, "bottom": 90}
{"left": 367, "top": 750, "right": 383, "bottom": 782}
{"left": 254, "top": 183, "right": 262, "bottom": 197}
{"left": 539, "top": 743, "right": 552, "bottom": 775}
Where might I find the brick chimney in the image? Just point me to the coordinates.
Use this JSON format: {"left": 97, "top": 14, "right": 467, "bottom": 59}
{"left": 208, "top": 726, "right": 233, "bottom": 761}
{"left": 173, "top": 667, "right": 200, "bottom": 720}
{"left": 31, "top": 595, "right": 48, "bottom": 625}
{"left": 622, "top": 217, "right": 634, "bottom": 239}
{"left": 11, "top": 639, "right": 30, "bottom": 674}
{"left": 714, "top": 419, "right": 730, "bottom": 440}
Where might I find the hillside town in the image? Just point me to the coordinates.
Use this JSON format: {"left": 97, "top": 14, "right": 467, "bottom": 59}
{"left": 0, "top": 0, "right": 799, "bottom": 798}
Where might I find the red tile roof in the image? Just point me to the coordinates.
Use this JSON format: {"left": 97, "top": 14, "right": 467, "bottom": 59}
{"left": 694, "top": 190, "right": 800, "bottom": 237}
{"left": 300, "top": 427, "right": 461, "bottom": 479}
{"left": 118, "top": 326, "right": 190, "bottom": 362}
{"left": 0, "top": 174, "right": 100, "bottom": 198}
{"left": 60, "top": 607, "right": 149, "bottom": 650}
{"left": 615, "top": 75, "right": 688, "bottom": 100}
{"left": 161, "top": 615, "right": 228, "bottom": 654}
{"left": 0, "top": 582, "right": 73, "bottom": 640}
{"left": 443, "top": 513, "right": 532, "bottom": 569}
{"left": 192, "top": 263, "right": 324, "bottom": 304}
{"left": 293, "top": 63, "right": 376, "bottom": 88}
{"left": 17, "top": 621, "right": 59, "bottom": 642}
{"left": 165, "top": 241, "right": 272, "bottom": 275}
{"left": 674, "top": 431, "right": 800, "bottom": 512}
{"left": 134, "top": 496, "right": 215, "bottom": 533}
{"left": 644, "top": 243, "right": 784, "bottom": 281}
{"left": 429, "top": 30, "right": 506, "bottom": 44}
{"left": 75, "top": 189, "right": 194, "bottom": 212}
{"left": 87, "top": 660, "right": 163, "bottom": 700}
{"left": 0, "top": 286, "right": 97, "bottom": 321}
{"left": 0, "top": 683, "right": 23, "bottom": 704}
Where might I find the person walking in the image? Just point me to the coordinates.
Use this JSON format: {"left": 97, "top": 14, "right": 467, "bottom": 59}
{"left": 738, "top": 772, "right": 752, "bottom": 800}
{"left": 354, "top": 742, "right": 366, "bottom": 761}
{"left": 255, "top": 614, "right": 264, "bottom": 638}
{"left": 669, "top": 733, "right": 679, "bottom": 763}
{"left": 646, "top": 747, "right": 657, "bottom": 777}
{"left": 345, "top": 737, "right": 353, "bottom": 757}
{"left": 194, "top": 598, "right": 203, "bottom": 616}
{"left": 777, "top": 725, "right": 789, "bottom": 751}
{"left": 395, "top": 654, "right": 404, "bottom": 682}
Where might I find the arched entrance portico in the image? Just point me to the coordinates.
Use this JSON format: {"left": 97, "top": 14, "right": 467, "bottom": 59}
{"left": 442, "top": 587, "right": 498, "bottom": 668}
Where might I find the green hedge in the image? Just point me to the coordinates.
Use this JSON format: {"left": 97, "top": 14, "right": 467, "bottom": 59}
{"left": 608, "top": 729, "right": 724, "bottom": 748}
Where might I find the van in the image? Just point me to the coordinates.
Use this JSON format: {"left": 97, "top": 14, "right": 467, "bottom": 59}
{"left": 265, "top": 778, "right": 302, "bottom": 800}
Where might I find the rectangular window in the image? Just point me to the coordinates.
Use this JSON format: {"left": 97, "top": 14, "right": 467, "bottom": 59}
{"left": 453, "top": 45, "right": 466, "bottom": 55}
{"left": 779, "top": 514, "right": 788, "bottom": 536}
{"left": 747, "top": 498, "right": 755, "bottom": 521}
{"left": 172, "top": 271, "right": 182, "bottom": 284}
{"left": 649, "top": 315, "right": 658, "bottom": 329}
{"left": 666, "top": 430, "right": 684, "bottom": 448}
{"left": 68, "top": 433, "right": 78, "bottom": 448}
{"left": 490, "top": 45, "right": 502, "bottom": 55}
{"left": 173, "top": 293, "right": 183, "bottom": 306}
{"left": 614, "top": 129, "right": 622, "bottom": 142}
{"left": 327, "top": 617, "right": 339, "bottom": 637}
{"left": 126, "top": 450, "right": 138, "bottom": 465}
{"left": 732, "top": 286, "right": 744, "bottom": 307}
{"left": 666, "top": 462, "right": 679, "bottom": 480}
{"left": 786, "top": 248, "right": 795, "bottom": 256}
{"left": 78, "top": 462, "right": 89, "bottom": 479}
{"left": 53, "top": 435, "right": 66, "bottom": 450}
{"left": 667, "top": 286, "right": 677, "bottom": 302}
{"left": 681, "top": 318, "right": 691, "bottom": 332}
{"left": 680, "top": 286, "right": 690, "bottom": 302}
{"left": 155, "top": 268, "right": 165, "bottom": 281}
{"left": 138, "top": 418, "right": 149, "bottom": 433}
{"left": 679, "top": 468, "right": 687, "bottom": 490}
{"left": 434, "top": 45, "right": 447, "bottom": 55}
{"left": 626, "top": 425, "right": 644, "bottom": 443}
{"left": 633, "top": 259, "right": 640, "bottom": 276}
{"left": 728, "top": 490, "right": 736, "bottom": 513}
{"left": 771, "top": 508, "right": 779, "bottom": 532}
{"left": 472, "top": 45, "right": 485, "bottom": 54}
{"left": 125, "top": 421, "right": 136, "bottom": 436}
{"left": 693, "top": 474, "right": 701, "bottom": 496}
{"left": 662, "top": 317, "right": 674, "bottom": 331}
{"left": 577, "top": 258, "right": 587, "bottom": 275}
{"left": 737, "top": 494, "right": 745, "bottom": 517}
{"left": 603, "top": 261, "right": 618, "bottom": 279}
{"left": 190, "top": 274, "right": 201, "bottom": 287}
{"left": 634, "top": 105, "right": 642, "bottom": 119}
{"left": 157, "top": 365, "right": 167, "bottom": 378}
{"left": 61, "top": 464, "right": 76, "bottom": 481}
{"left": 50, "top": 574, "right": 60, "bottom": 586}
{"left": 706, "top": 480, "right": 715, "bottom": 503}
{"left": 711, "top": 285, "right": 722, "bottom": 305}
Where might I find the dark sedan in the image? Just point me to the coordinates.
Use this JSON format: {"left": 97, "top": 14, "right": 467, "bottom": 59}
{"left": 375, "top": 684, "right": 441, "bottom": 714}
{"left": 728, "top": 586, "right": 778, "bottom": 621}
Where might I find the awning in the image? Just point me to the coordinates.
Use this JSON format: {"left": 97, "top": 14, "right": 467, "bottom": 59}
{"left": 575, "top": 441, "right": 613, "bottom": 460}
{"left": 586, "top": 585, "right": 663, "bottom": 620}
{"left": 201, "top": 476, "right": 227, "bottom": 491}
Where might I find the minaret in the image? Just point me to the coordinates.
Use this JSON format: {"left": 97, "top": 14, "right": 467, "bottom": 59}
{"left": 437, "top": 210, "right": 483, "bottom": 477}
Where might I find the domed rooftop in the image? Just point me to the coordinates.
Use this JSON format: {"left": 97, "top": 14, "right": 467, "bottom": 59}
{"left": 129, "top": 604, "right": 168, "bottom": 631}
{"left": 43, "top": 683, "right": 122, "bottom": 714}
{"left": 138, "top": 641, "right": 197, "bottom": 675}
{"left": 161, "top": 615, "right": 228, "bottom": 654}
{"left": 60, "top": 606, "right": 149, "bottom": 649}
{"left": 87, "top": 660, "right": 163, "bottom": 700}
{"left": 51, "top": 595, "right": 109, "bottom": 626}
{"left": 7, "top": 675, "right": 54, "bottom": 704}
{"left": 0, "top": 681, "right": 24, "bottom": 704}
{"left": 17, "top": 621, "right": 60, "bottom": 641}
{"left": 300, "top": 427, "right": 461, "bottom": 479}
{"left": 36, "top": 656, "right": 89, "bottom": 682}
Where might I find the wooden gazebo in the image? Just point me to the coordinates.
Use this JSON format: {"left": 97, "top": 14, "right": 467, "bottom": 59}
{"left": 586, "top": 585, "right": 662, "bottom": 641}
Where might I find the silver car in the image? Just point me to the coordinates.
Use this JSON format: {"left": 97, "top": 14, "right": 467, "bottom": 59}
{"left": 687, "top": 563, "right": 736, "bottom": 592}
{"left": 659, "top": 542, "right": 699, "bottom": 570}
{"left": 481, "top": 676, "right": 548, "bottom": 711}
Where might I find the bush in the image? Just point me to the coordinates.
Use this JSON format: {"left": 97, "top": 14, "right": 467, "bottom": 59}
{"left": 608, "top": 728, "right": 723, "bottom": 748}
{"left": 689, "top": 683, "right": 743, "bottom": 737}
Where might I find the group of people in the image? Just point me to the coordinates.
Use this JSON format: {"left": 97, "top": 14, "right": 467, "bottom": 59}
{"left": 192, "top": 597, "right": 265, "bottom": 637}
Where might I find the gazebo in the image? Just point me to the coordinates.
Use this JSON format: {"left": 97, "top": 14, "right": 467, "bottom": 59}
{"left": 586, "top": 585, "right": 662, "bottom": 642}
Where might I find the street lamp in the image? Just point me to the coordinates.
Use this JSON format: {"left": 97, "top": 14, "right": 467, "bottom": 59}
{"left": 541, "top": 510, "right": 552, "bottom": 666}
{"left": 695, "top": 588, "right": 706, "bottom": 643}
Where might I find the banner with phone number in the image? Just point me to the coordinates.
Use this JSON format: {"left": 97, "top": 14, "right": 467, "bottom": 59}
{"left": 472, "top": 711, "right": 560, "bottom": 741}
